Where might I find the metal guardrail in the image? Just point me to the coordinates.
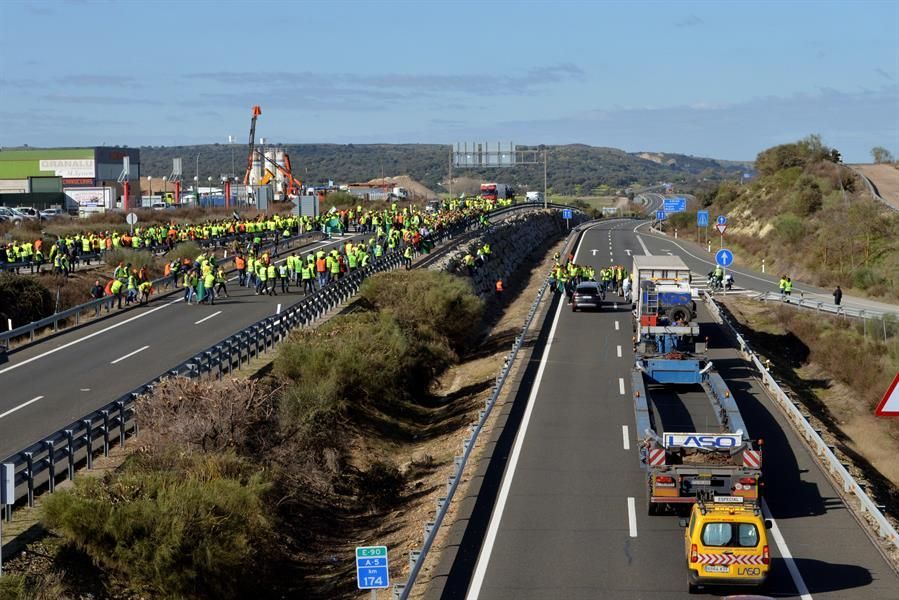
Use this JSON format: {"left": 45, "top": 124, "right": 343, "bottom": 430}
{"left": 704, "top": 295, "right": 899, "bottom": 553}
{"left": 0, "top": 210, "right": 509, "bottom": 520}
{"left": 753, "top": 290, "right": 897, "bottom": 319}
{"left": 392, "top": 220, "right": 595, "bottom": 599}
{"left": 0, "top": 230, "right": 325, "bottom": 348}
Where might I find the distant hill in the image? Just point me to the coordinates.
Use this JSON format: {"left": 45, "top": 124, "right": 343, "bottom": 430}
{"left": 137, "top": 144, "right": 749, "bottom": 195}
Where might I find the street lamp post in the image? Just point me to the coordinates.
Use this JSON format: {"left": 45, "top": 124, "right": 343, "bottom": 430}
{"left": 193, "top": 176, "right": 199, "bottom": 206}
{"left": 162, "top": 176, "right": 167, "bottom": 201}
{"left": 147, "top": 175, "right": 152, "bottom": 203}
{"left": 195, "top": 153, "right": 200, "bottom": 199}
{"left": 208, "top": 176, "right": 213, "bottom": 206}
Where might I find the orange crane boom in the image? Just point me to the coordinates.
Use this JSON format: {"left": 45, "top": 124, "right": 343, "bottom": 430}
{"left": 243, "top": 105, "right": 262, "bottom": 185}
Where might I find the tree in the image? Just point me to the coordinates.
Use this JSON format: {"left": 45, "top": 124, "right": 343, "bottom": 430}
{"left": 871, "top": 147, "right": 894, "bottom": 164}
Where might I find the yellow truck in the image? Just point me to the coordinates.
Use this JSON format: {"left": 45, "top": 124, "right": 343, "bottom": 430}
{"left": 680, "top": 495, "right": 771, "bottom": 594}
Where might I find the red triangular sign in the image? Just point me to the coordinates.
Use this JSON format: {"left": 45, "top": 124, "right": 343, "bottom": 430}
{"left": 875, "top": 373, "right": 899, "bottom": 417}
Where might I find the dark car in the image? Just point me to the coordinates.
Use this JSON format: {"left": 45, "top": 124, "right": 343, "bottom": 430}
{"left": 572, "top": 281, "right": 604, "bottom": 312}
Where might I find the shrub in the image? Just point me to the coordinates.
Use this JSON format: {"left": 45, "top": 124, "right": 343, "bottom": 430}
{"left": 852, "top": 267, "right": 886, "bottom": 290}
{"left": 0, "top": 273, "right": 53, "bottom": 326}
{"left": 773, "top": 213, "right": 805, "bottom": 243}
{"left": 42, "top": 453, "right": 274, "bottom": 599}
{"left": 135, "top": 378, "right": 278, "bottom": 456}
{"left": 164, "top": 241, "right": 203, "bottom": 264}
{"left": 358, "top": 270, "right": 483, "bottom": 353}
{"left": 276, "top": 312, "right": 416, "bottom": 423}
{"left": 103, "top": 247, "right": 159, "bottom": 277}
{"left": 792, "top": 175, "right": 823, "bottom": 216}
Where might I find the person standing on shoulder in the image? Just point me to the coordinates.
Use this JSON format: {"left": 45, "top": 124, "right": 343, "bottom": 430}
{"left": 90, "top": 280, "right": 105, "bottom": 316}
{"left": 833, "top": 285, "right": 842, "bottom": 306}
{"left": 779, "top": 275, "right": 787, "bottom": 297}
{"left": 784, "top": 277, "right": 793, "bottom": 296}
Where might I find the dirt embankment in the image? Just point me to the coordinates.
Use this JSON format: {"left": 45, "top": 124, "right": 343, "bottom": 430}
{"left": 720, "top": 297, "right": 899, "bottom": 524}
{"left": 851, "top": 163, "right": 899, "bottom": 210}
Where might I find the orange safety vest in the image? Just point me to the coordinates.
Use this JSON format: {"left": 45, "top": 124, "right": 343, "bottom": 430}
{"left": 235, "top": 256, "right": 246, "bottom": 270}
{"left": 316, "top": 257, "right": 327, "bottom": 272}
{"left": 495, "top": 280, "right": 504, "bottom": 292}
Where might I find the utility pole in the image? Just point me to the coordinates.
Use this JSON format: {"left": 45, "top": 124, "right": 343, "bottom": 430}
{"left": 543, "top": 148, "right": 548, "bottom": 210}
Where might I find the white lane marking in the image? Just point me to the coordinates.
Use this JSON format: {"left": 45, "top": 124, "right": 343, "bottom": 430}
{"left": 632, "top": 222, "right": 652, "bottom": 256}
{"left": 0, "top": 396, "right": 44, "bottom": 420}
{"left": 762, "top": 499, "right": 813, "bottom": 599}
{"left": 466, "top": 221, "right": 594, "bottom": 600}
{"left": 0, "top": 298, "right": 181, "bottom": 376}
{"left": 276, "top": 303, "right": 282, "bottom": 314}
{"left": 615, "top": 320, "right": 620, "bottom": 331}
{"left": 625, "top": 249, "right": 632, "bottom": 256}
{"left": 619, "top": 377, "right": 625, "bottom": 395}
{"left": 627, "top": 497, "right": 638, "bottom": 537}
{"left": 617, "top": 345, "right": 622, "bottom": 358}
{"left": 194, "top": 310, "right": 222, "bottom": 325}
{"left": 110, "top": 345, "right": 150, "bottom": 364}
{"left": 622, "top": 425, "right": 630, "bottom": 450}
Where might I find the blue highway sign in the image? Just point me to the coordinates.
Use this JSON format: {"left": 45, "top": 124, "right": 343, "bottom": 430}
{"left": 356, "top": 546, "right": 389, "bottom": 590}
{"left": 656, "top": 210, "right": 666, "bottom": 221}
{"left": 697, "top": 210, "right": 709, "bottom": 227}
{"left": 663, "top": 197, "right": 687, "bottom": 213}
{"left": 715, "top": 248, "right": 734, "bottom": 268}
{"left": 716, "top": 215, "right": 727, "bottom": 226}
{"left": 561, "top": 209, "right": 573, "bottom": 220}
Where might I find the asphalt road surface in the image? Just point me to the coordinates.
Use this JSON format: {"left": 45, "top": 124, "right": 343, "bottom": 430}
{"left": 0, "top": 232, "right": 367, "bottom": 459}
{"left": 441, "top": 220, "right": 898, "bottom": 599}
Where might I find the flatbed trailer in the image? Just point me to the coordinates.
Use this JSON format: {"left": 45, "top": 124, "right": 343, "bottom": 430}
{"left": 632, "top": 360, "right": 763, "bottom": 515}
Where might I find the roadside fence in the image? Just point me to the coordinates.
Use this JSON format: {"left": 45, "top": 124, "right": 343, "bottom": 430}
{"left": 753, "top": 291, "right": 899, "bottom": 342}
{"left": 704, "top": 295, "right": 899, "bottom": 554}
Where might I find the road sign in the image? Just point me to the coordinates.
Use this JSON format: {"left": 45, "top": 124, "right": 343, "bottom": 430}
{"left": 715, "top": 223, "right": 727, "bottom": 235}
{"left": 716, "top": 215, "right": 727, "bottom": 226}
{"left": 697, "top": 210, "right": 709, "bottom": 227}
{"left": 663, "top": 197, "right": 687, "bottom": 213}
{"left": 656, "top": 210, "right": 666, "bottom": 221}
{"left": 875, "top": 373, "right": 899, "bottom": 416}
{"left": 561, "top": 208, "right": 573, "bottom": 220}
{"left": 715, "top": 248, "right": 734, "bottom": 267}
{"left": 125, "top": 212, "right": 138, "bottom": 225}
{"left": 356, "top": 546, "right": 389, "bottom": 590}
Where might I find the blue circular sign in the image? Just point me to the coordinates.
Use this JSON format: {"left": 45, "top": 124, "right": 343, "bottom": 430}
{"left": 716, "top": 215, "right": 727, "bottom": 226}
{"left": 715, "top": 248, "right": 734, "bottom": 267}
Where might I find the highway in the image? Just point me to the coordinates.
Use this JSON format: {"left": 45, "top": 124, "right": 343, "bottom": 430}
{"left": 634, "top": 221, "right": 899, "bottom": 316}
{"left": 437, "top": 220, "right": 898, "bottom": 599}
{"left": 0, "top": 232, "right": 368, "bottom": 459}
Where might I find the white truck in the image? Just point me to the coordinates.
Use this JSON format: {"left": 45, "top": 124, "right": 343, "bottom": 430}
{"left": 526, "top": 191, "right": 544, "bottom": 203}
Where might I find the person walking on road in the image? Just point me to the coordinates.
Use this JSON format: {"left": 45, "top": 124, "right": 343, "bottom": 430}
{"left": 833, "top": 285, "right": 842, "bottom": 306}
{"left": 779, "top": 275, "right": 787, "bottom": 297}
{"left": 784, "top": 277, "right": 793, "bottom": 296}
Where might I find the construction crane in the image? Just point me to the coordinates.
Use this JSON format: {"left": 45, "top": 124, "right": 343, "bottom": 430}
{"left": 253, "top": 149, "right": 303, "bottom": 197}
{"left": 243, "top": 105, "right": 262, "bottom": 185}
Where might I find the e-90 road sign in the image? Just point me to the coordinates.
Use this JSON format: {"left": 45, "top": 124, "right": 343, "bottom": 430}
{"left": 356, "top": 546, "right": 389, "bottom": 590}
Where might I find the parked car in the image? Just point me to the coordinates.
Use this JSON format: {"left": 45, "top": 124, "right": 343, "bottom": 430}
{"left": 571, "top": 281, "right": 604, "bottom": 312}
{"left": 13, "top": 206, "right": 40, "bottom": 220}
{"left": 40, "top": 207, "right": 67, "bottom": 219}
{"left": 0, "top": 207, "right": 24, "bottom": 224}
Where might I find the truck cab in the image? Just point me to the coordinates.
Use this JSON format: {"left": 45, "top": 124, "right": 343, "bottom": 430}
{"left": 681, "top": 496, "right": 771, "bottom": 594}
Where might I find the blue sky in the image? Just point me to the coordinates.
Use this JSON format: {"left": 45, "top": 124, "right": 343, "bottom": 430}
{"left": 0, "top": 0, "right": 896, "bottom": 162}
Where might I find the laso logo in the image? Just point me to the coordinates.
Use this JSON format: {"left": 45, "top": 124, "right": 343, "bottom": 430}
{"left": 737, "top": 567, "right": 762, "bottom": 576}
{"left": 665, "top": 433, "right": 740, "bottom": 449}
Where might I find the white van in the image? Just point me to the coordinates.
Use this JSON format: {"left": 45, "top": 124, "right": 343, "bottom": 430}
{"left": 526, "top": 191, "right": 544, "bottom": 203}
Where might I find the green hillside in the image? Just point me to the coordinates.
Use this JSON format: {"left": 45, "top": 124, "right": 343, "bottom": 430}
{"left": 138, "top": 143, "right": 748, "bottom": 195}
{"left": 667, "top": 135, "right": 899, "bottom": 299}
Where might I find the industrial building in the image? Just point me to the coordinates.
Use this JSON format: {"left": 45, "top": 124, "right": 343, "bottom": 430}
{"left": 0, "top": 147, "right": 141, "bottom": 212}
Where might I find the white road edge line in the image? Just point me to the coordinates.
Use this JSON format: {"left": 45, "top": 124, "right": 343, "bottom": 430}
{"left": 0, "top": 395, "right": 44, "bottom": 420}
{"left": 627, "top": 497, "right": 638, "bottom": 537}
{"left": 110, "top": 345, "right": 150, "bottom": 365}
{"left": 619, "top": 377, "right": 625, "bottom": 395}
{"left": 617, "top": 345, "right": 622, "bottom": 358}
{"left": 194, "top": 310, "right": 222, "bottom": 325}
{"left": 622, "top": 425, "right": 630, "bottom": 450}
{"left": 762, "top": 499, "right": 813, "bottom": 599}
{"left": 465, "top": 222, "right": 594, "bottom": 600}
{"left": 0, "top": 298, "right": 181, "bottom": 375}
{"left": 632, "top": 222, "right": 652, "bottom": 256}
{"left": 615, "top": 320, "right": 620, "bottom": 331}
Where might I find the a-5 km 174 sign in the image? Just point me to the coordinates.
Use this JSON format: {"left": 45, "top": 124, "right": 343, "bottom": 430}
{"left": 356, "top": 546, "right": 389, "bottom": 590}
